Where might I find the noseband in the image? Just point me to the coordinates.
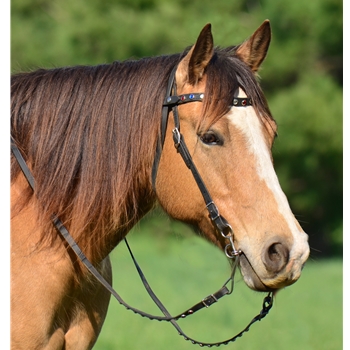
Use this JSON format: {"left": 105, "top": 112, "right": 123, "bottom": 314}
{"left": 11, "top": 64, "right": 273, "bottom": 347}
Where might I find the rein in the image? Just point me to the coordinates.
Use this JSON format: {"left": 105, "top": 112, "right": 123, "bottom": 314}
{"left": 11, "top": 65, "right": 273, "bottom": 347}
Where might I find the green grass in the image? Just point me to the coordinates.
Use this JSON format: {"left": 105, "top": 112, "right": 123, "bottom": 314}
{"left": 93, "top": 223, "right": 342, "bottom": 350}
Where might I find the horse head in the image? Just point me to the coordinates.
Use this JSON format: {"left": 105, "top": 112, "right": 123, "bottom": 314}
{"left": 155, "top": 20, "right": 310, "bottom": 292}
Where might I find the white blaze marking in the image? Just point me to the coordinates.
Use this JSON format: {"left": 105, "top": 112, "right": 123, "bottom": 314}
{"left": 227, "top": 89, "right": 308, "bottom": 259}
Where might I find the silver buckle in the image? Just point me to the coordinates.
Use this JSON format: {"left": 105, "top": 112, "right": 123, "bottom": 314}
{"left": 202, "top": 294, "right": 218, "bottom": 308}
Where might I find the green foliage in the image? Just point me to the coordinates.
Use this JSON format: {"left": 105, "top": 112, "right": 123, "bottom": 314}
{"left": 270, "top": 71, "right": 342, "bottom": 255}
{"left": 11, "top": 0, "right": 343, "bottom": 256}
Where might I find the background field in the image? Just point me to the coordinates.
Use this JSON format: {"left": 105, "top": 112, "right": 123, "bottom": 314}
{"left": 94, "top": 215, "right": 343, "bottom": 350}
{"left": 10, "top": 0, "right": 343, "bottom": 349}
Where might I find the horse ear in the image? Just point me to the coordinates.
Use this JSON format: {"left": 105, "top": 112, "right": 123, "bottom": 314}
{"left": 176, "top": 23, "right": 214, "bottom": 86}
{"left": 235, "top": 20, "right": 271, "bottom": 73}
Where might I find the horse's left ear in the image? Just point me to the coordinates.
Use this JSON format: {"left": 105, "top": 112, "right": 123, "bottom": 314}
{"left": 235, "top": 20, "right": 271, "bottom": 73}
{"left": 176, "top": 23, "right": 214, "bottom": 86}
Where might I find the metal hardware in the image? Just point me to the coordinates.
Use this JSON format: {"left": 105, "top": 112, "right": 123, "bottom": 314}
{"left": 202, "top": 294, "right": 218, "bottom": 308}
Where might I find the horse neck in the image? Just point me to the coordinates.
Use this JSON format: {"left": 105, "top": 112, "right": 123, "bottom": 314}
{"left": 72, "top": 60, "right": 169, "bottom": 260}
{"left": 11, "top": 57, "right": 177, "bottom": 263}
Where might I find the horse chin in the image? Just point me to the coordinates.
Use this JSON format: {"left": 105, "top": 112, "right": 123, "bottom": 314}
{"left": 238, "top": 254, "right": 276, "bottom": 292}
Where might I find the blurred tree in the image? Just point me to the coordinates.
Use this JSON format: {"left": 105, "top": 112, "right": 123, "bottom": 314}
{"left": 270, "top": 72, "right": 342, "bottom": 256}
{"left": 11, "top": 0, "right": 343, "bottom": 256}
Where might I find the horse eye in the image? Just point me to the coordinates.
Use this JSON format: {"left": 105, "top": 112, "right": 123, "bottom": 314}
{"left": 200, "top": 131, "right": 222, "bottom": 145}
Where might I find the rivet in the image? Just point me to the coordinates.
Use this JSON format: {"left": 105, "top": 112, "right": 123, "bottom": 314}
{"left": 189, "top": 94, "right": 194, "bottom": 99}
{"left": 200, "top": 93, "right": 204, "bottom": 99}
{"left": 167, "top": 97, "right": 172, "bottom": 103}
{"left": 233, "top": 99, "right": 238, "bottom": 105}
{"left": 242, "top": 99, "right": 247, "bottom": 106}
{"left": 180, "top": 95, "right": 186, "bottom": 101}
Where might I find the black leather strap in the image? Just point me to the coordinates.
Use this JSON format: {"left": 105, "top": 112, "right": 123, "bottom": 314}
{"left": 163, "top": 69, "right": 237, "bottom": 251}
{"left": 11, "top": 136, "right": 35, "bottom": 190}
{"left": 179, "top": 286, "right": 230, "bottom": 319}
{"left": 164, "top": 93, "right": 204, "bottom": 106}
{"left": 152, "top": 66, "right": 177, "bottom": 188}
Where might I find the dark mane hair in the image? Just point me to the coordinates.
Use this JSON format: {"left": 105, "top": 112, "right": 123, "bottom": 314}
{"left": 11, "top": 47, "right": 272, "bottom": 258}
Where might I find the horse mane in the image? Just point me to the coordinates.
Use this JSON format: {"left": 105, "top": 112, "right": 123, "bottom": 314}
{"left": 11, "top": 47, "right": 272, "bottom": 259}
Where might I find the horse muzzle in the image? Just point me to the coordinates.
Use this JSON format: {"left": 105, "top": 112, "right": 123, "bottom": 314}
{"left": 237, "top": 236, "right": 310, "bottom": 292}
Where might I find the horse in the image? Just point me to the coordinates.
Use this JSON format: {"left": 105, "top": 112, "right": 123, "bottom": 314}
{"left": 11, "top": 20, "right": 310, "bottom": 349}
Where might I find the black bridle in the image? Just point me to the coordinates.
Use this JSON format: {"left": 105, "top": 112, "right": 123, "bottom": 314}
{"left": 11, "top": 64, "right": 273, "bottom": 347}
{"left": 153, "top": 66, "right": 250, "bottom": 259}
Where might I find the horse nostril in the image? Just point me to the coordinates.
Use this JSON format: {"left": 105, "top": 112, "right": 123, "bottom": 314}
{"left": 263, "top": 242, "right": 289, "bottom": 274}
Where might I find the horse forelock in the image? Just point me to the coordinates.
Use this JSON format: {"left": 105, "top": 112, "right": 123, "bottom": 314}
{"left": 199, "top": 47, "right": 273, "bottom": 131}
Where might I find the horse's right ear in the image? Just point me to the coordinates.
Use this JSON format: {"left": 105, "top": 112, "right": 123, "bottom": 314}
{"left": 235, "top": 20, "right": 271, "bottom": 73}
{"left": 176, "top": 24, "right": 214, "bottom": 87}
